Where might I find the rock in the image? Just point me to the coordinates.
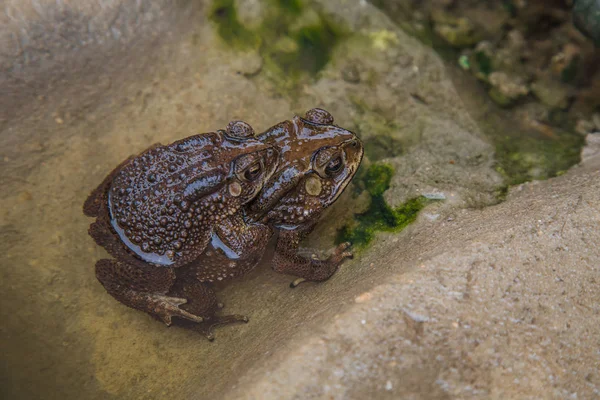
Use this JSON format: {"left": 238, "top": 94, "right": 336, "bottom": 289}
{"left": 575, "top": 118, "right": 596, "bottom": 135}
{"left": 431, "top": 10, "right": 481, "bottom": 48}
{"left": 288, "top": 8, "right": 322, "bottom": 34}
{"left": 230, "top": 51, "right": 263, "bottom": 76}
{"left": 235, "top": 0, "right": 267, "bottom": 29}
{"left": 304, "top": 1, "right": 503, "bottom": 210}
{"left": 572, "top": 0, "right": 600, "bottom": 45}
{"left": 462, "top": 41, "right": 494, "bottom": 80}
{"left": 581, "top": 132, "right": 600, "bottom": 163}
{"left": 272, "top": 36, "right": 298, "bottom": 54}
{"left": 550, "top": 43, "right": 582, "bottom": 83}
{"left": 531, "top": 78, "right": 571, "bottom": 110}
{"left": 226, "top": 155, "right": 600, "bottom": 400}
{"left": 341, "top": 64, "right": 361, "bottom": 83}
{"left": 487, "top": 72, "right": 529, "bottom": 107}
{"left": 491, "top": 29, "right": 527, "bottom": 75}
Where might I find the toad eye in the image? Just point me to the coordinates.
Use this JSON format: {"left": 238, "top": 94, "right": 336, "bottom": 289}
{"left": 243, "top": 162, "right": 263, "bottom": 181}
{"left": 325, "top": 156, "right": 344, "bottom": 176}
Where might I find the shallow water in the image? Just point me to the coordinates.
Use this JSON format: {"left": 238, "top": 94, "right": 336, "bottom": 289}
{"left": 0, "top": 6, "right": 312, "bottom": 399}
{"left": 0, "top": 4, "right": 390, "bottom": 398}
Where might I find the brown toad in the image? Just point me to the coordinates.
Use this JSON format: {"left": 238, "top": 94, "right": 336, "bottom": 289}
{"left": 84, "top": 110, "right": 364, "bottom": 339}
{"left": 250, "top": 108, "right": 364, "bottom": 285}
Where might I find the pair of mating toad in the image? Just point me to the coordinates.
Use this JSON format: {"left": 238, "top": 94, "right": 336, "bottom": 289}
{"left": 84, "top": 108, "right": 363, "bottom": 340}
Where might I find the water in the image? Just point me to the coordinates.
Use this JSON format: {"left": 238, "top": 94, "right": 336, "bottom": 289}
{"left": 0, "top": 4, "right": 331, "bottom": 398}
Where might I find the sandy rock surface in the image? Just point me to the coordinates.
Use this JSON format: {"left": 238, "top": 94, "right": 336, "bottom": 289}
{"left": 228, "top": 155, "right": 600, "bottom": 400}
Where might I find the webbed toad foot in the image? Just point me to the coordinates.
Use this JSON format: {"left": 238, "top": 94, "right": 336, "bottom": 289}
{"left": 149, "top": 294, "right": 204, "bottom": 325}
{"left": 277, "top": 242, "right": 354, "bottom": 288}
{"left": 327, "top": 241, "right": 354, "bottom": 264}
{"left": 170, "top": 282, "right": 250, "bottom": 341}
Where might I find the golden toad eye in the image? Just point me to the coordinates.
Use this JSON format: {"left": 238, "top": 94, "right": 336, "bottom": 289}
{"left": 244, "top": 162, "right": 263, "bottom": 181}
{"left": 325, "top": 156, "right": 344, "bottom": 176}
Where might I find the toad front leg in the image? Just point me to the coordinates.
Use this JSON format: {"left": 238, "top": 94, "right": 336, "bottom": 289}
{"left": 272, "top": 224, "right": 353, "bottom": 285}
{"left": 168, "top": 215, "right": 272, "bottom": 340}
{"left": 212, "top": 214, "right": 273, "bottom": 261}
{"left": 95, "top": 259, "right": 204, "bottom": 325}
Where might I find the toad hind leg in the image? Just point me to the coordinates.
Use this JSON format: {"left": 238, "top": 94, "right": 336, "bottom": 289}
{"left": 191, "top": 314, "right": 249, "bottom": 342}
{"left": 95, "top": 259, "right": 203, "bottom": 325}
{"left": 170, "top": 281, "right": 248, "bottom": 341}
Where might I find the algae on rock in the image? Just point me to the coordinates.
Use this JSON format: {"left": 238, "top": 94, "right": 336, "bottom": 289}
{"left": 337, "top": 163, "right": 435, "bottom": 249}
{"left": 210, "top": 0, "right": 348, "bottom": 94}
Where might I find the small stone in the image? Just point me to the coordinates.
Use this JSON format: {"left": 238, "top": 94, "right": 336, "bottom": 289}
{"left": 235, "top": 0, "right": 266, "bottom": 30}
{"left": 342, "top": 64, "right": 361, "bottom": 83}
{"left": 581, "top": 133, "right": 600, "bottom": 164}
{"left": 575, "top": 119, "right": 595, "bottom": 136}
{"left": 487, "top": 72, "right": 529, "bottom": 107}
{"left": 226, "top": 120, "right": 255, "bottom": 139}
{"left": 531, "top": 79, "right": 570, "bottom": 110}
{"left": 431, "top": 10, "right": 481, "bottom": 48}
{"left": 423, "top": 192, "right": 446, "bottom": 200}
{"left": 273, "top": 36, "right": 298, "bottom": 54}
{"left": 550, "top": 44, "right": 581, "bottom": 83}
{"left": 355, "top": 292, "right": 373, "bottom": 303}
{"left": 232, "top": 51, "right": 263, "bottom": 77}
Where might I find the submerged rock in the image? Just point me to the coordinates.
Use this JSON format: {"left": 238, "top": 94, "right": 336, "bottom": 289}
{"left": 487, "top": 72, "right": 529, "bottom": 107}
{"left": 228, "top": 156, "right": 600, "bottom": 400}
{"left": 531, "top": 77, "right": 572, "bottom": 109}
{"left": 581, "top": 132, "right": 600, "bottom": 163}
{"left": 431, "top": 10, "right": 481, "bottom": 48}
{"left": 573, "top": 0, "right": 600, "bottom": 45}
{"left": 235, "top": 0, "right": 266, "bottom": 29}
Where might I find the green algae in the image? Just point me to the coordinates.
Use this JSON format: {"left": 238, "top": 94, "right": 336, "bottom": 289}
{"left": 337, "top": 163, "right": 434, "bottom": 249}
{"left": 494, "top": 132, "right": 584, "bottom": 185}
{"left": 292, "top": 22, "right": 340, "bottom": 75}
{"left": 348, "top": 94, "right": 421, "bottom": 161}
{"left": 209, "top": 0, "right": 346, "bottom": 92}
{"left": 474, "top": 50, "right": 493, "bottom": 77}
{"left": 276, "top": 0, "right": 303, "bottom": 15}
{"left": 363, "top": 134, "right": 405, "bottom": 161}
{"left": 364, "top": 163, "right": 395, "bottom": 197}
{"left": 209, "top": 0, "right": 260, "bottom": 49}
